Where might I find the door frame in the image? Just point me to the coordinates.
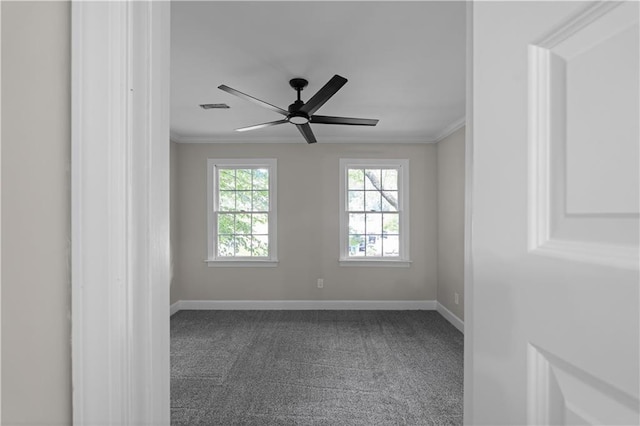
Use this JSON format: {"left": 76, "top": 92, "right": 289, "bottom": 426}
{"left": 71, "top": 1, "right": 475, "bottom": 424}
{"left": 463, "top": 2, "right": 475, "bottom": 423}
{"left": 0, "top": 3, "right": 3, "bottom": 421}
{"left": 71, "top": 1, "right": 170, "bottom": 424}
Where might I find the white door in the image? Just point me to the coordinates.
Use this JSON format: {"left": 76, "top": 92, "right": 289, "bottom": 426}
{"left": 470, "top": 1, "right": 639, "bottom": 424}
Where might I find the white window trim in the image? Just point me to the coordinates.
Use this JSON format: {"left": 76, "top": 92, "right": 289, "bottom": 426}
{"left": 339, "top": 158, "right": 411, "bottom": 267}
{"left": 206, "top": 158, "right": 278, "bottom": 267}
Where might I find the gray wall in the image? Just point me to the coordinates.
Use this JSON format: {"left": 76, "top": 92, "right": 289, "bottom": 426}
{"left": 1, "top": 1, "right": 71, "bottom": 424}
{"left": 0, "top": 2, "right": 463, "bottom": 423}
{"left": 172, "top": 142, "right": 438, "bottom": 302}
{"left": 436, "top": 127, "right": 465, "bottom": 320}
{"left": 171, "top": 140, "right": 181, "bottom": 304}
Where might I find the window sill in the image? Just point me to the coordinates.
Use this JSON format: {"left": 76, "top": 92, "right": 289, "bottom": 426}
{"left": 338, "top": 259, "right": 412, "bottom": 268}
{"left": 205, "top": 259, "right": 279, "bottom": 268}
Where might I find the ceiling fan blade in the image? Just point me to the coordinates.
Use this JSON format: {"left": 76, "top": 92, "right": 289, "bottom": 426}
{"left": 296, "top": 123, "right": 317, "bottom": 144}
{"left": 218, "top": 85, "right": 288, "bottom": 116}
{"left": 299, "top": 75, "right": 348, "bottom": 116}
{"left": 311, "top": 115, "right": 379, "bottom": 126}
{"left": 235, "top": 119, "right": 288, "bottom": 132}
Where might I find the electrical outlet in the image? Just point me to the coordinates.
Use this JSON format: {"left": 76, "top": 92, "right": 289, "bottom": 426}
{"left": 317, "top": 279, "right": 324, "bottom": 289}
{"left": 454, "top": 293, "right": 459, "bottom": 305}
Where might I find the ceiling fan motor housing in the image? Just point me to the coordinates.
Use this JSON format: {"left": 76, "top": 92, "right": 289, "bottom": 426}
{"left": 287, "top": 100, "right": 309, "bottom": 124}
{"left": 287, "top": 111, "right": 309, "bottom": 125}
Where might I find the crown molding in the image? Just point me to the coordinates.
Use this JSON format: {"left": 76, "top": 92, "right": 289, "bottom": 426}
{"left": 534, "top": 1, "right": 623, "bottom": 49}
{"left": 169, "top": 131, "right": 184, "bottom": 143}
{"left": 170, "top": 117, "right": 466, "bottom": 145}
{"left": 432, "top": 116, "right": 466, "bottom": 143}
{"left": 170, "top": 134, "right": 436, "bottom": 144}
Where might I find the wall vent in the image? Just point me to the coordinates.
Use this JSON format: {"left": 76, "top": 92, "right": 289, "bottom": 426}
{"left": 200, "top": 103, "right": 230, "bottom": 109}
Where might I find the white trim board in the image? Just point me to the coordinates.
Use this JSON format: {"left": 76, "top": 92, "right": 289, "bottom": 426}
{"left": 170, "top": 300, "right": 465, "bottom": 333}
{"left": 463, "top": 2, "right": 475, "bottom": 422}
{"left": 171, "top": 300, "right": 437, "bottom": 311}
{"left": 437, "top": 302, "right": 465, "bottom": 333}
{"left": 0, "top": 4, "right": 3, "bottom": 419}
{"left": 170, "top": 302, "right": 181, "bottom": 316}
{"left": 170, "top": 117, "right": 465, "bottom": 145}
{"left": 432, "top": 116, "right": 466, "bottom": 143}
{"left": 72, "top": 2, "right": 170, "bottom": 424}
{"left": 170, "top": 134, "right": 437, "bottom": 144}
{"left": 0, "top": 3, "right": 3, "bottom": 419}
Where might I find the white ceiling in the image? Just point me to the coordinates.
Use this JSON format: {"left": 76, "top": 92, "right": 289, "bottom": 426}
{"left": 170, "top": 1, "right": 466, "bottom": 144}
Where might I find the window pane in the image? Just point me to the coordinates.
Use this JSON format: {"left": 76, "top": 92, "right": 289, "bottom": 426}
{"left": 252, "top": 168, "right": 269, "bottom": 190}
{"left": 252, "top": 213, "right": 269, "bottom": 234}
{"left": 252, "top": 235, "right": 269, "bottom": 257}
{"left": 219, "top": 191, "right": 235, "bottom": 211}
{"left": 219, "top": 169, "right": 235, "bottom": 190}
{"left": 341, "top": 160, "right": 407, "bottom": 262}
{"left": 364, "top": 169, "right": 381, "bottom": 190}
{"left": 253, "top": 190, "right": 269, "bottom": 211}
{"left": 235, "top": 213, "right": 251, "bottom": 234}
{"left": 211, "top": 161, "right": 276, "bottom": 261}
{"left": 235, "top": 235, "right": 252, "bottom": 256}
{"left": 348, "top": 169, "right": 364, "bottom": 189}
{"left": 365, "top": 191, "right": 382, "bottom": 212}
{"left": 366, "top": 213, "right": 382, "bottom": 234}
{"left": 349, "top": 235, "right": 366, "bottom": 257}
{"left": 236, "top": 169, "right": 252, "bottom": 190}
{"left": 382, "top": 213, "right": 399, "bottom": 234}
{"left": 348, "top": 190, "right": 364, "bottom": 212}
{"left": 365, "top": 235, "right": 382, "bottom": 256}
{"left": 381, "top": 169, "right": 398, "bottom": 190}
{"left": 381, "top": 191, "right": 399, "bottom": 212}
{"left": 348, "top": 213, "right": 365, "bottom": 235}
{"left": 236, "top": 191, "right": 252, "bottom": 212}
{"left": 218, "top": 213, "right": 235, "bottom": 234}
{"left": 217, "top": 235, "right": 235, "bottom": 257}
{"left": 382, "top": 235, "right": 400, "bottom": 256}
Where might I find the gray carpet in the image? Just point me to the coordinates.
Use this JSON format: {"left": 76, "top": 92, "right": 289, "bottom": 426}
{"left": 171, "top": 310, "right": 463, "bottom": 425}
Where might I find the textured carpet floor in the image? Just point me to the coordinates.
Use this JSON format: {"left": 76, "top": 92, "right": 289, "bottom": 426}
{"left": 171, "top": 310, "right": 463, "bottom": 425}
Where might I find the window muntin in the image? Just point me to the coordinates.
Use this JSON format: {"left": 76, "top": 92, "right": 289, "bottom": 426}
{"left": 347, "top": 168, "right": 400, "bottom": 257}
{"left": 208, "top": 159, "right": 277, "bottom": 264}
{"left": 340, "top": 159, "right": 410, "bottom": 264}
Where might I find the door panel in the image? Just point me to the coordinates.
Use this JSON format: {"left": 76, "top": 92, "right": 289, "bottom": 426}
{"left": 564, "top": 22, "right": 638, "bottom": 215}
{"left": 529, "top": 1, "right": 639, "bottom": 266}
{"left": 528, "top": 344, "right": 639, "bottom": 425}
{"left": 472, "top": 2, "right": 639, "bottom": 424}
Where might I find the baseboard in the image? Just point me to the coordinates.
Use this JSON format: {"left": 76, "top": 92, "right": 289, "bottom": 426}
{"left": 171, "top": 300, "right": 464, "bottom": 333}
{"left": 170, "top": 301, "right": 181, "bottom": 316}
{"left": 171, "top": 299, "right": 437, "bottom": 312}
{"left": 436, "top": 302, "right": 464, "bottom": 333}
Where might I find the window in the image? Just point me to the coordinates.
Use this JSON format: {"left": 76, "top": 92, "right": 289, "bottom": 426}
{"left": 207, "top": 159, "right": 277, "bottom": 266}
{"left": 339, "top": 159, "right": 410, "bottom": 266}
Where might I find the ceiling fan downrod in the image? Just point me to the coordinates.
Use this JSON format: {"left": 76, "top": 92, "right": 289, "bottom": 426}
{"left": 288, "top": 78, "right": 309, "bottom": 124}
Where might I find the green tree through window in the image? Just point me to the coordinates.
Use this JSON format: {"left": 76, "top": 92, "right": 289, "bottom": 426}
{"left": 347, "top": 167, "right": 400, "bottom": 257}
{"left": 216, "top": 167, "right": 270, "bottom": 257}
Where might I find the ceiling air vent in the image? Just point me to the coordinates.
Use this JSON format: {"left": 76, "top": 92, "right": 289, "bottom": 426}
{"left": 200, "top": 103, "right": 230, "bottom": 109}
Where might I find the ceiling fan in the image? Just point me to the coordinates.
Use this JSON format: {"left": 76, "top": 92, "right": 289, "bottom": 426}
{"left": 218, "top": 75, "right": 379, "bottom": 144}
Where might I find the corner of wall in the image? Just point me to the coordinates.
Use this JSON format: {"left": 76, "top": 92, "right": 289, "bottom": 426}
{"left": 170, "top": 140, "right": 180, "bottom": 305}
{"left": 435, "top": 126, "right": 466, "bottom": 326}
